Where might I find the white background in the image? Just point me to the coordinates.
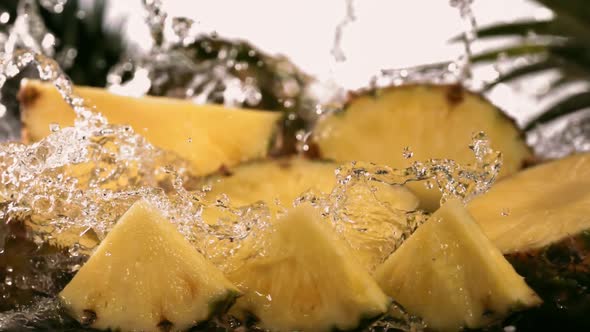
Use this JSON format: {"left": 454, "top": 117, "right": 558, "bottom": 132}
{"left": 108, "top": 0, "right": 552, "bottom": 123}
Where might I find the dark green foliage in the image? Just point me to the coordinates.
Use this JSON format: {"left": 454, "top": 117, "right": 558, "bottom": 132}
{"left": 0, "top": 0, "right": 124, "bottom": 88}
{"left": 144, "top": 35, "right": 312, "bottom": 112}
{"left": 465, "top": 0, "right": 590, "bottom": 131}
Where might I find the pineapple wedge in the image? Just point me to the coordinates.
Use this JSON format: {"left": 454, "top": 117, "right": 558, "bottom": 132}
{"left": 468, "top": 153, "right": 590, "bottom": 329}
{"left": 374, "top": 199, "right": 540, "bottom": 331}
{"left": 468, "top": 153, "right": 590, "bottom": 253}
{"left": 19, "top": 80, "right": 280, "bottom": 175}
{"left": 228, "top": 204, "right": 390, "bottom": 332}
{"left": 59, "top": 200, "right": 240, "bottom": 332}
{"left": 200, "top": 157, "right": 419, "bottom": 271}
{"left": 313, "top": 85, "right": 531, "bottom": 211}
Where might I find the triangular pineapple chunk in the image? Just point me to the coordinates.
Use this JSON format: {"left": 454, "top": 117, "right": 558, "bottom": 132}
{"left": 374, "top": 199, "right": 540, "bottom": 331}
{"left": 228, "top": 204, "right": 390, "bottom": 332}
{"left": 201, "top": 157, "right": 419, "bottom": 271}
{"left": 59, "top": 200, "right": 240, "bottom": 332}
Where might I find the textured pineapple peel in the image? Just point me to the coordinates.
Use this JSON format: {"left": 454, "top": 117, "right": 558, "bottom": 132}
{"left": 469, "top": 153, "right": 590, "bottom": 253}
{"left": 19, "top": 80, "right": 280, "bottom": 175}
{"left": 199, "top": 158, "right": 419, "bottom": 271}
{"left": 227, "top": 204, "right": 390, "bottom": 332}
{"left": 313, "top": 85, "right": 531, "bottom": 211}
{"left": 59, "top": 200, "right": 240, "bottom": 332}
{"left": 374, "top": 199, "right": 541, "bottom": 332}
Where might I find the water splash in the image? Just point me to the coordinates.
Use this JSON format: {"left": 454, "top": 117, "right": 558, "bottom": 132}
{"left": 108, "top": 0, "right": 308, "bottom": 111}
{"left": 528, "top": 113, "right": 590, "bottom": 159}
{"left": 331, "top": 0, "right": 356, "bottom": 63}
{"left": 449, "top": 0, "right": 477, "bottom": 81}
{"left": 289, "top": 132, "right": 501, "bottom": 270}
{"left": 0, "top": 1, "right": 499, "bottom": 331}
{"left": 374, "top": 0, "right": 478, "bottom": 89}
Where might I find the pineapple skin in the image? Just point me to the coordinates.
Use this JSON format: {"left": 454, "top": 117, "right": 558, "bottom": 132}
{"left": 502, "top": 231, "right": 590, "bottom": 331}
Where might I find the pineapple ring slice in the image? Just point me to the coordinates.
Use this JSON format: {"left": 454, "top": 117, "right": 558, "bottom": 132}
{"left": 313, "top": 84, "right": 531, "bottom": 211}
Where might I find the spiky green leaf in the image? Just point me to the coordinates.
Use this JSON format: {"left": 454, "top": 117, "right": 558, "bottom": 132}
{"left": 525, "top": 91, "right": 590, "bottom": 131}
{"left": 536, "top": 0, "right": 590, "bottom": 31}
{"left": 471, "top": 44, "right": 549, "bottom": 63}
{"left": 484, "top": 58, "right": 557, "bottom": 91}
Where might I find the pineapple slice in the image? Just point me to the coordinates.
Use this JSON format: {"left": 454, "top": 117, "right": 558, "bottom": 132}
{"left": 59, "top": 200, "right": 240, "bottom": 332}
{"left": 201, "top": 157, "right": 418, "bottom": 209}
{"left": 468, "top": 153, "right": 590, "bottom": 253}
{"left": 20, "top": 80, "right": 280, "bottom": 175}
{"left": 227, "top": 204, "right": 390, "bottom": 331}
{"left": 313, "top": 85, "right": 531, "bottom": 211}
{"left": 200, "top": 158, "right": 419, "bottom": 271}
{"left": 374, "top": 199, "right": 540, "bottom": 331}
{"left": 467, "top": 153, "right": 590, "bottom": 329}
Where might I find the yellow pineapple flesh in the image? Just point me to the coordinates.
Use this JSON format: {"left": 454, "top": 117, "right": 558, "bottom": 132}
{"left": 468, "top": 152, "right": 590, "bottom": 253}
{"left": 313, "top": 85, "right": 531, "bottom": 211}
{"left": 227, "top": 204, "right": 390, "bottom": 332}
{"left": 374, "top": 199, "right": 540, "bottom": 331}
{"left": 59, "top": 200, "right": 240, "bottom": 332}
{"left": 19, "top": 80, "right": 280, "bottom": 175}
{"left": 200, "top": 158, "right": 419, "bottom": 271}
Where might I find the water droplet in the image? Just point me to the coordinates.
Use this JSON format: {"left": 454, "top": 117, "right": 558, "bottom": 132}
{"left": 49, "top": 123, "right": 60, "bottom": 132}
{"left": 501, "top": 208, "right": 510, "bottom": 217}
{"left": 0, "top": 12, "right": 10, "bottom": 24}
{"left": 402, "top": 147, "right": 414, "bottom": 159}
{"left": 504, "top": 326, "right": 517, "bottom": 332}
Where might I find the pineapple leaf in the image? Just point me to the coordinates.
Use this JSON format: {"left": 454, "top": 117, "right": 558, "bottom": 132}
{"left": 535, "top": 0, "right": 590, "bottom": 31}
{"left": 456, "top": 18, "right": 590, "bottom": 42}
{"left": 484, "top": 58, "right": 557, "bottom": 91}
{"left": 549, "top": 43, "right": 590, "bottom": 70}
{"left": 471, "top": 44, "right": 548, "bottom": 63}
{"left": 525, "top": 90, "right": 590, "bottom": 131}
{"left": 451, "top": 20, "right": 554, "bottom": 41}
{"left": 548, "top": 75, "right": 586, "bottom": 91}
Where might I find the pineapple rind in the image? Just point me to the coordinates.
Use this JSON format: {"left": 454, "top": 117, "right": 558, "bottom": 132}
{"left": 504, "top": 230, "right": 590, "bottom": 330}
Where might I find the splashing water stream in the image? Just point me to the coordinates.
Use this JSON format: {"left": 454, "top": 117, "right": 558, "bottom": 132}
{"left": 0, "top": 1, "right": 505, "bottom": 331}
